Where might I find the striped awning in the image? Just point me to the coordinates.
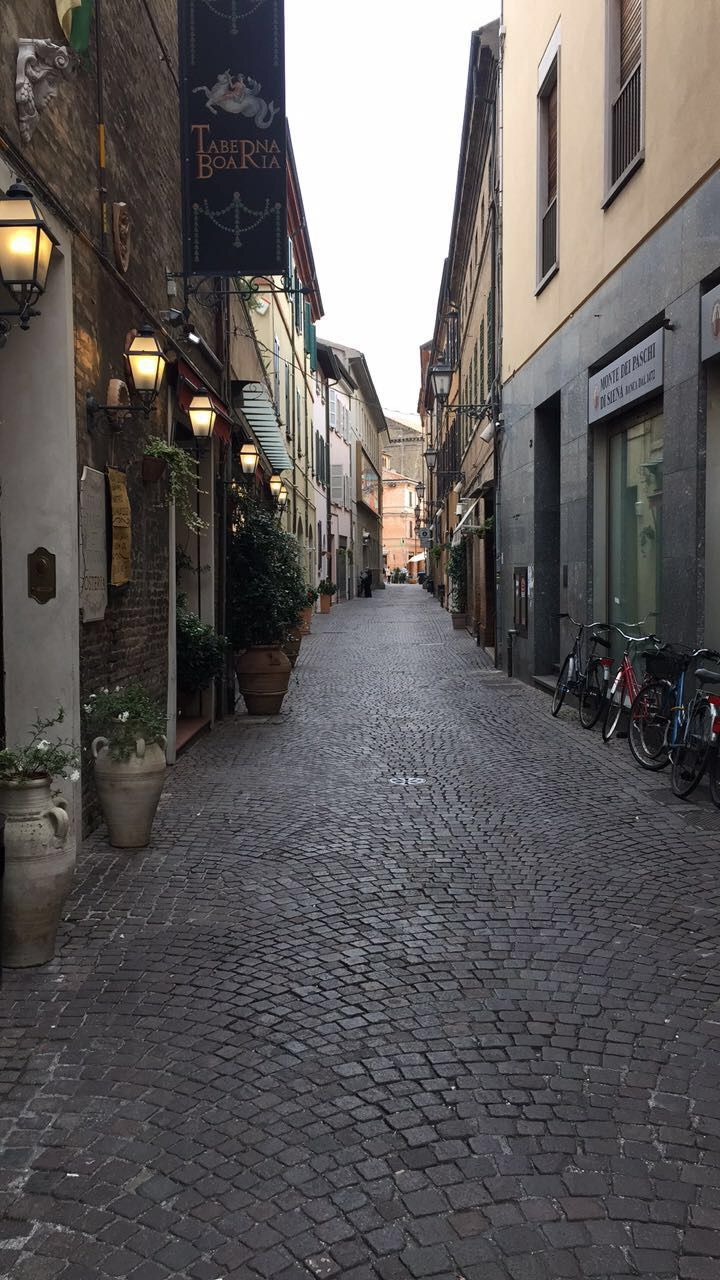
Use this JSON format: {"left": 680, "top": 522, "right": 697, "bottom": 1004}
{"left": 238, "top": 383, "right": 292, "bottom": 472}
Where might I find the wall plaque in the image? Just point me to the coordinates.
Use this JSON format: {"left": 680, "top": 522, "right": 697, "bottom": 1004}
{"left": 588, "top": 328, "right": 664, "bottom": 424}
{"left": 79, "top": 466, "right": 108, "bottom": 620}
{"left": 107, "top": 467, "right": 131, "bottom": 588}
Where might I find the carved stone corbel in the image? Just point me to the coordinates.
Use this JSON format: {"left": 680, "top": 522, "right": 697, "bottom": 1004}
{"left": 16, "top": 39, "right": 77, "bottom": 145}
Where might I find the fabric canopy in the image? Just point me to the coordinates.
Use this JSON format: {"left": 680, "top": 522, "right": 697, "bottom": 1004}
{"left": 237, "top": 382, "right": 292, "bottom": 472}
{"left": 451, "top": 498, "right": 480, "bottom": 546}
{"left": 408, "top": 552, "right": 426, "bottom": 563}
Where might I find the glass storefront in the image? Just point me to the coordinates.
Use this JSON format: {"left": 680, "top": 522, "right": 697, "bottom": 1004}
{"left": 607, "top": 412, "right": 663, "bottom": 636}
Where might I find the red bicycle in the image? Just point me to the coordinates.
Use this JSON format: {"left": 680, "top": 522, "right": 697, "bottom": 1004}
{"left": 602, "top": 626, "right": 659, "bottom": 743}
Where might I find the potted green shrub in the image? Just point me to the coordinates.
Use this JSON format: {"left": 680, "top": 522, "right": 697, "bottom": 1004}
{"left": 85, "top": 685, "right": 167, "bottom": 848}
{"left": 448, "top": 541, "right": 468, "bottom": 628}
{"left": 298, "top": 586, "right": 318, "bottom": 635}
{"left": 0, "top": 709, "right": 78, "bottom": 968}
{"left": 317, "top": 578, "right": 337, "bottom": 614}
{"left": 176, "top": 602, "right": 228, "bottom": 715}
{"left": 227, "top": 491, "right": 307, "bottom": 714}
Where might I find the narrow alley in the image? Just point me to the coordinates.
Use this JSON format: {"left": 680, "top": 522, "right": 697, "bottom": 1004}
{"left": 3, "top": 588, "right": 720, "bottom": 1280}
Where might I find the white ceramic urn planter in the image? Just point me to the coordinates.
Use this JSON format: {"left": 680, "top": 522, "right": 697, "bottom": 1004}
{"left": 92, "top": 736, "right": 167, "bottom": 849}
{"left": 0, "top": 777, "right": 73, "bottom": 968}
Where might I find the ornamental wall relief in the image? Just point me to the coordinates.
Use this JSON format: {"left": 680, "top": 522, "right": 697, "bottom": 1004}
{"left": 16, "top": 39, "right": 77, "bottom": 145}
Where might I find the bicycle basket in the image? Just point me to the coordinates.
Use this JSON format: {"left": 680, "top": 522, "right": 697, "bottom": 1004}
{"left": 645, "top": 648, "right": 683, "bottom": 682}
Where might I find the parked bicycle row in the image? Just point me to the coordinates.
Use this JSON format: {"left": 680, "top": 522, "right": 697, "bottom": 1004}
{"left": 550, "top": 613, "right": 720, "bottom": 804}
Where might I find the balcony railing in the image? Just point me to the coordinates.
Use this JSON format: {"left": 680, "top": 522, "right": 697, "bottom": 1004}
{"left": 541, "top": 196, "right": 557, "bottom": 280}
{"left": 611, "top": 63, "right": 642, "bottom": 186}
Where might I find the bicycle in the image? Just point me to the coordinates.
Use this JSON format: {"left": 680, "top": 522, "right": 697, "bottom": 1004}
{"left": 551, "top": 614, "right": 613, "bottom": 728}
{"left": 601, "top": 626, "right": 659, "bottom": 743}
{"left": 671, "top": 661, "right": 720, "bottom": 798}
{"left": 627, "top": 645, "right": 716, "bottom": 771}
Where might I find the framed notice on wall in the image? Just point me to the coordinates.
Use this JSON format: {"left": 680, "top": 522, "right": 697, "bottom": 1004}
{"left": 107, "top": 467, "right": 131, "bottom": 587}
{"left": 79, "top": 466, "right": 108, "bottom": 621}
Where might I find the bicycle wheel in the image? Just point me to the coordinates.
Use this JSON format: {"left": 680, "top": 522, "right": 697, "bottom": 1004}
{"left": 602, "top": 682, "right": 625, "bottom": 742}
{"left": 671, "top": 701, "right": 713, "bottom": 798}
{"left": 579, "top": 658, "right": 606, "bottom": 729}
{"left": 551, "top": 655, "right": 571, "bottom": 716}
{"left": 628, "top": 679, "right": 672, "bottom": 770}
{"left": 709, "top": 740, "right": 720, "bottom": 808}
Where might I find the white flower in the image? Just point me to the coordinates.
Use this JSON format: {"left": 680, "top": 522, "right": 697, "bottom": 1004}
{"left": 101, "top": 687, "right": 109, "bottom": 694}
{"left": 37, "top": 740, "right": 50, "bottom": 752}
{"left": 115, "top": 686, "right": 120, "bottom": 692}
{"left": 69, "top": 769, "right": 80, "bottom": 783}
{"left": 88, "top": 693, "right": 96, "bottom": 700}
{"left": 117, "top": 711, "right": 129, "bottom": 723}
{"left": 83, "top": 704, "right": 93, "bottom": 714}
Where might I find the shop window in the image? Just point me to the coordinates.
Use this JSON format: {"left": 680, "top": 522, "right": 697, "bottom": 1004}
{"left": 607, "top": 412, "right": 662, "bottom": 637}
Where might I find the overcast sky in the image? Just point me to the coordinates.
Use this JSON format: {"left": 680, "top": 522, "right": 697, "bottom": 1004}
{"left": 285, "top": 0, "right": 500, "bottom": 420}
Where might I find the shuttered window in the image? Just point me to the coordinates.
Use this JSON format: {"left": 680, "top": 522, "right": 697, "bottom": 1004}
{"left": 331, "top": 463, "right": 343, "bottom": 506}
{"left": 620, "top": 0, "right": 642, "bottom": 85}
{"left": 546, "top": 78, "right": 558, "bottom": 202}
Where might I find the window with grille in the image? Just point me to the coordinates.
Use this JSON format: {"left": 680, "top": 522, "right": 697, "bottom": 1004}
{"left": 606, "top": 0, "right": 644, "bottom": 199}
{"left": 537, "top": 53, "right": 559, "bottom": 285}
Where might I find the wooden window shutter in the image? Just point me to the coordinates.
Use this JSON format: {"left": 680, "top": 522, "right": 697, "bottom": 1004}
{"left": 620, "top": 0, "right": 642, "bottom": 85}
{"left": 547, "top": 78, "right": 558, "bottom": 203}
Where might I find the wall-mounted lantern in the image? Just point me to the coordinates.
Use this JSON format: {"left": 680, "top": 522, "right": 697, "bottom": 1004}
{"left": 269, "top": 474, "right": 283, "bottom": 498}
{"left": 277, "top": 484, "right": 288, "bottom": 511}
{"left": 87, "top": 323, "right": 168, "bottom": 430}
{"left": 187, "top": 392, "right": 216, "bottom": 439}
{"left": 239, "top": 442, "right": 259, "bottom": 476}
{"left": 0, "top": 180, "right": 58, "bottom": 335}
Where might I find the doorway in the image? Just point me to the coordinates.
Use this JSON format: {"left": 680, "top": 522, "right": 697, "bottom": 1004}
{"left": 534, "top": 394, "right": 561, "bottom": 673}
{"left": 607, "top": 411, "right": 663, "bottom": 637}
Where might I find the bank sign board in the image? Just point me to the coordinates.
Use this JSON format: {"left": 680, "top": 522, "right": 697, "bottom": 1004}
{"left": 588, "top": 328, "right": 664, "bottom": 424}
{"left": 178, "top": 0, "right": 286, "bottom": 277}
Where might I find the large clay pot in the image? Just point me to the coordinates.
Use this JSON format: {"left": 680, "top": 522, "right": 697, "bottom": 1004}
{"left": 92, "top": 737, "right": 167, "bottom": 849}
{"left": 235, "top": 645, "right": 291, "bottom": 715}
{"left": 282, "top": 632, "right": 302, "bottom": 668}
{"left": 451, "top": 612, "right": 468, "bottom": 629}
{"left": 297, "top": 606, "right": 313, "bottom": 636}
{"left": 319, "top": 594, "right": 331, "bottom": 614}
{"left": 0, "top": 776, "right": 72, "bottom": 968}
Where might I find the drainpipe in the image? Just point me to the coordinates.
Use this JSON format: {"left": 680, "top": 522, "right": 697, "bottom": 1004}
{"left": 94, "top": 0, "right": 109, "bottom": 254}
{"left": 492, "top": 23, "right": 504, "bottom": 669}
{"left": 325, "top": 377, "right": 335, "bottom": 584}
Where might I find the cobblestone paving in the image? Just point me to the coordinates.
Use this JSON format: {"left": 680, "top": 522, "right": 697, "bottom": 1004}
{"left": 3, "top": 586, "right": 720, "bottom": 1280}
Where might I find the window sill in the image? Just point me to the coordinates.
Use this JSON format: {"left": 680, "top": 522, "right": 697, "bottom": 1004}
{"left": 602, "top": 150, "right": 645, "bottom": 210}
{"left": 535, "top": 261, "right": 559, "bottom": 297}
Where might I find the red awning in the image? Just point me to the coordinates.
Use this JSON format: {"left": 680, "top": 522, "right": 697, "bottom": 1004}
{"left": 176, "top": 360, "right": 232, "bottom": 444}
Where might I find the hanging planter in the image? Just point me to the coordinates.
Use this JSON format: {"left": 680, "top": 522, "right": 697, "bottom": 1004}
{"left": 142, "top": 456, "right": 167, "bottom": 484}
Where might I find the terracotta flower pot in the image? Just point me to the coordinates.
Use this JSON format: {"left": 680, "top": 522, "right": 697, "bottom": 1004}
{"left": 319, "top": 594, "right": 331, "bottom": 614}
{"left": 0, "top": 776, "right": 73, "bottom": 968}
{"left": 142, "top": 456, "right": 167, "bottom": 484}
{"left": 297, "top": 606, "right": 313, "bottom": 636}
{"left": 451, "top": 612, "right": 467, "bottom": 629}
{"left": 92, "top": 737, "right": 167, "bottom": 849}
{"left": 282, "top": 633, "right": 302, "bottom": 668}
{"left": 235, "top": 644, "right": 291, "bottom": 715}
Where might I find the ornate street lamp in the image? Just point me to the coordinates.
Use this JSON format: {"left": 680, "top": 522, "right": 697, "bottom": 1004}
{"left": 429, "top": 363, "right": 452, "bottom": 403}
{"left": 0, "top": 180, "right": 59, "bottom": 333}
{"left": 239, "top": 442, "right": 259, "bottom": 476}
{"left": 269, "top": 474, "right": 283, "bottom": 498}
{"left": 277, "top": 484, "right": 288, "bottom": 511}
{"left": 415, "top": 481, "right": 425, "bottom": 499}
{"left": 187, "top": 392, "right": 216, "bottom": 439}
{"left": 423, "top": 447, "right": 438, "bottom": 472}
{"left": 126, "top": 324, "right": 167, "bottom": 414}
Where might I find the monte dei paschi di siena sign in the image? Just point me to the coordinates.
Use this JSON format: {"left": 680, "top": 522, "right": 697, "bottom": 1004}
{"left": 588, "top": 328, "right": 664, "bottom": 424}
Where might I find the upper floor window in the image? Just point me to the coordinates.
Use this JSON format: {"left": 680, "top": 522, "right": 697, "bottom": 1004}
{"left": 605, "top": 0, "right": 644, "bottom": 203}
{"left": 537, "top": 60, "right": 558, "bottom": 287}
{"left": 273, "top": 336, "right": 280, "bottom": 407}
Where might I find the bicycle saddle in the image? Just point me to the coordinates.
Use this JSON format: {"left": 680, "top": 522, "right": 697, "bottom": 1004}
{"left": 694, "top": 668, "right": 720, "bottom": 685}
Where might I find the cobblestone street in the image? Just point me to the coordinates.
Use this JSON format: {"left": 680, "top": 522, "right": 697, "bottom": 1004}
{"left": 4, "top": 586, "right": 720, "bottom": 1280}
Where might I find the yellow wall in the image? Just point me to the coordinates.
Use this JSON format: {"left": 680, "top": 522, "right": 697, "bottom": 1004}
{"left": 502, "top": 0, "right": 720, "bottom": 379}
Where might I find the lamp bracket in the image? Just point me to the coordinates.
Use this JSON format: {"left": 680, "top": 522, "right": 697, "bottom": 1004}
{"left": 86, "top": 392, "right": 150, "bottom": 433}
{"left": 0, "top": 306, "right": 41, "bottom": 332}
{"left": 165, "top": 271, "right": 312, "bottom": 312}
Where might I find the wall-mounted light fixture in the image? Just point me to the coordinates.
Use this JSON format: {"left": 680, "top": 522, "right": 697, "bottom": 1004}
{"left": 239, "top": 442, "right": 259, "bottom": 476}
{"left": 269, "top": 474, "right": 283, "bottom": 498}
{"left": 277, "top": 484, "right": 288, "bottom": 511}
{"left": 187, "top": 392, "right": 216, "bottom": 439}
{"left": 415, "top": 481, "right": 425, "bottom": 499}
{"left": 0, "top": 179, "right": 58, "bottom": 339}
{"left": 87, "top": 324, "right": 168, "bottom": 431}
{"left": 430, "top": 362, "right": 491, "bottom": 421}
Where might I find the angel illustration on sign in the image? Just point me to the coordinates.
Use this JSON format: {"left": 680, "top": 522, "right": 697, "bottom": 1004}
{"left": 193, "top": 70, "right": 279, "bottom": 128}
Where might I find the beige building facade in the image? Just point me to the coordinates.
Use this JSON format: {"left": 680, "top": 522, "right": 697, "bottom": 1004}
{"left": 500, "top": 0, "right": 720, "bottom": 680}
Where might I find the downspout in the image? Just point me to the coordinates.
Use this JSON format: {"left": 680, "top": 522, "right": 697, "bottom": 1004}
{"left": 94, "top": 0, "right": 109, "bottom": 254}
{"left": 325, "top": 379, "right": 333, "bottom": 586}
{"left": 493, "top": 22, "right": 504, "bottom": 669}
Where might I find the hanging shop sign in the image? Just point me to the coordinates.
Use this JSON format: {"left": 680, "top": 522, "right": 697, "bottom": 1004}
{"left": 701, "top": 282, "right": 720, "bottom": 363}
{"left": 178, "top": 0, "right": 286, "bottom": 277}
{"left": 588, "top": 328, "right": 664, "bottom": 424}
{"left": 79, "top": 466, "right": 108, "bottom": 621}
{"left": 107, "top": 467, "right": 131, "bottom": 588}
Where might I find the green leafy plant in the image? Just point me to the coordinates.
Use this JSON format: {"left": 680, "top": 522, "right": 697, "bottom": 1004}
{"left": 227, "top": 490, "right": 308, "bottom": 648}
{"left": 448, "top": 541, "right": 467, "bottom": 613}
{"left": 431, "top": 544, "right": 444, "bottom": 563}
{"left": 461, "top": 516, "right": 495, "bottom": 541}
{"left": 0, "top": 709, "right": 79, "bottom": 783}
{"left": 176, "top": 605, "right": 229, "bottom": 693}
{"left": 83, "top": 685, "right": 166, "bottom": 762}
{"left": 144, "top": 437, "right": 207, "bottom": 533}
{"left": 318, "top": 578, "right": 337, "bottom": 596}
{"left": 306, "top": 586, "right": 319, "bottom": 605}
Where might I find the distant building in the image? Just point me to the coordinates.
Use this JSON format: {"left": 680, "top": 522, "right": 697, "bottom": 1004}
{"left": 381, "top": 468, "right": 423, "bottom": 580}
